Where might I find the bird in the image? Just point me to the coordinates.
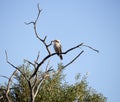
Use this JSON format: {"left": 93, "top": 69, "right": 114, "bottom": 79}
{"left": 52, "top": 40, "right": 63, "bottom": 60}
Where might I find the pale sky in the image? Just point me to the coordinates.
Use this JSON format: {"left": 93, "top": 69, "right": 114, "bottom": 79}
{"left": 0, "top": 0, "right": 120, "bottom": 102}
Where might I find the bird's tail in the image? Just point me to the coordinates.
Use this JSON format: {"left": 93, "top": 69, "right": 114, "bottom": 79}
{"left": 59, "top": 54, "right": 63, "bottom": 60}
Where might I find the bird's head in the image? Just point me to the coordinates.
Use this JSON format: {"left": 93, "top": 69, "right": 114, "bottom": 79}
{"left": 52, "top": 40, "right": 60, "bottom": 44}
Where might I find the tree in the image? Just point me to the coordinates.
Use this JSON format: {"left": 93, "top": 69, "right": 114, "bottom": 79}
{"left": 0, "top": 4, "right": 103, "bottom": 102}
{"left": 0, "top": 63, "right": 106, "bottom": 102}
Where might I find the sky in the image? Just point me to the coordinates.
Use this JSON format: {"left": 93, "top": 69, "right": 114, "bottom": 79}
{"left": 0, "top": 0, "right": 120, "bottom": 102}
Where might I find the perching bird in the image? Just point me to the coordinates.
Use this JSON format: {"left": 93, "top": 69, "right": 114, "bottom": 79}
{"left": 52, "top": 40, "right": 63, "bottom": 60}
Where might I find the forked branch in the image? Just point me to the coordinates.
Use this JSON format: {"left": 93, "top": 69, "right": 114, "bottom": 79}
{"left": 25, "top": 4, "right": 52, "bottom": 55}
{"left": 6, "top": 69, "right": 18, "bottom": 102}
{"left": 63, "top": 50, "right": 84, "bottom": 69}
{"left": 5, "top": 50, "right": 28, "bottom": 82}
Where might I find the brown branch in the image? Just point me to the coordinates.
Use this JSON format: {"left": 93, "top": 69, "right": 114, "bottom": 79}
{"left": 5, "top": 51, "right": 34, "bottom": 101}
{"left": 25, "top": 4, "right": 51, "bottom": 55}
{"left": 45, "top": 60, "right": 50, "bottom": 71}
{"left": 34, "top": 51, "right": 40, "bottom": 65}
{"left": 31, "top": 62, "right": 53, "bottom": 100}
{"left": 24, "top": 59, "right": 34, "bottom": 66}
{"left": 47, "top": 41, "right": 52, "bottom": 47}
{"left": 0, "top": 70, "right": 18, "bottom": 102}
{"left": 6, "top": 69, "right": 18, "bottom": 102}
{"left": 35, "top": 4, "right": 42, "bottom": 23}
{"left": 0, "top": 96, "right": 3, "bottom": 100}
{"left": 5, "top": 50, "right": 28, "bottom": 82}
{"left": 0, "top": 75, "right": 9, "bottom": 80}
{"left": 34, "top": 65, "right": 53, "bottom": 98}
{"left": 24, "top": 21, "right": 34, "bottom": 25}
{"left": 82, "top": 44, "right": 99, "bottom": 53}
{"left": 34, "top": 79, "right": 44, "bottom": 98}
{"left": 63, "top": 51, "right": 84, "bottom": 69}
{"left": 63, "top": 43, "right": 83, "bottom": 54}
{"left": 28, "top": 80, "right": 34, "bottom": 102}
{"left": 31, "top": 52, "right": 40, "bottom": 88}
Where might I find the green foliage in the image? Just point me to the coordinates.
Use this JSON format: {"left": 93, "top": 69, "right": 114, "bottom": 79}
{"left": 0, "top": 63, "right": 107, "bottom": 102}
{"left": 0, "top": 85, "right": 7, "bottom": 102}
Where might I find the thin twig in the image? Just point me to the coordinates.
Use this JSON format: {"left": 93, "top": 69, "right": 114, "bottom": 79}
{"left": 35, "top": 51, "right": 40, "bottom": 64}
{"left": 45, "top": 60, "right": 50, "bottom": 71}
{"left": 0, "top": 75, "right": 9, "bottom": 80}
{"left": 82, "top": 44, "right": 99, "bottom": 53}
{"left": 35, "top": 4, "right": 42, "bottom": 23}
{"left": 24, "top": 59, "right": 34, "bottom": 66}
{"left": 24, "top": 21, "right": 34, "bottom": 25}
{"left": 47, "top": 41, "right": 52, "bottom": 47}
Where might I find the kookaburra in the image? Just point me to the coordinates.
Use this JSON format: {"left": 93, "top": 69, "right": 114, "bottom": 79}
{"left": 52, "top": 40, "right": 63, "bottom": 60}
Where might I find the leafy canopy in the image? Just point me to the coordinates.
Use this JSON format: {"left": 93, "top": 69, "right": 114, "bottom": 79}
{"left": 0, "top": 63, "right": 107, "bottom": 102}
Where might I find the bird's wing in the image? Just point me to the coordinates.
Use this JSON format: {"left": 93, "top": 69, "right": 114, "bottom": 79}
{"left": 59, "top": 44, "right": 62, "bottom": 54}
{"left": 54, "top": 44, "right": 59, "bottom": 55}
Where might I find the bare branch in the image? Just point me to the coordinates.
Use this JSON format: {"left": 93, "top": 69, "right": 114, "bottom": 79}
{"left": 47, "top": 41, "right": 52, "bottom": 47}
{"left": 35, "top": 51, "right": 40, "bottom": 63}
{"left": 34, "top": 65, "right": 53, "bottom": 98}
{"left": 24, "top": 59, "right": 34, "bottom": 66}
{"left": 34, "top": 79, "right": 44, "bottom": 98}
{"left": 0, "top": 96, "right": 3, "bottom": 100}
{"left": 24, "top": 21, "right": 35, "bottom": 25}
{"left": 63, "top": 43, "right": 83, "bottom": 54}
{"left": 25, "top": 4, "right": 51, "bottom": 55}
{"left": 63, "top": 50, "right": 84, "bottom": 69}
{"left": 35, "top": 3, "right": 42, "bottom": 23}
{"left": 45, "top": 60, "right": 50, "bottom": 71}
{"left": 31, "top": 74, "right": 38, "bottom": 89}
{"left": 82, "top": 44, "right": 99, "bottom": 53}
{"left": 43, "top": 36, "right": 47, "bottom": 41}
{"left": 34, "top": 51, "right": 40, "bottom": 68}
{"left": 0, "top": 75, "right": 9, "bottom": 80}
{"left": 5, "top": 50, "right": 28, "bottom": 81}
{"left": 25, "top": 4, "right": 42, "bottom": 25}
{"left": 6, "top": 69, "right": 18, "bottom": 102}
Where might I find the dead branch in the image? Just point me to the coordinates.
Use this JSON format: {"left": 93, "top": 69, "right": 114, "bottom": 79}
{"left": 63, "top": 43, "right": 83, "bottom": 54}
{"left": 63, "top": 50, "right": 84, "bottom": 69}
{"left": 24, "top": 59, "right": 34, "bottom": 67}
{"left": 34, "top": 79, "right": 44, "bottom": 98}
{"left": 34, "top": 51, "right": 40, "bottom": 66}
{"left": 6, "top": 69, "right": 18, "bottom": 102}
{"left": 25, "top": 4, "right": 52, "bottom": 55}
{"left": 0, "top": 75, "right": 9, "bottom": 80}
{"left": 45, "top": 60, "right": 50, "bottom": 71}
{"left": 0, "top": 96, "right": 3, "bottom": 100}
{"left": 5, "top": 50, "right": 28, "bottom": 81}
{"left": 5, "top": 51, "right": 33, "bottom": 102}
{"left": 82, "top": 44, "right": 99, "bottom": 53}
{"left": 34, "top": 65, "right": 53, "bottom": 98}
